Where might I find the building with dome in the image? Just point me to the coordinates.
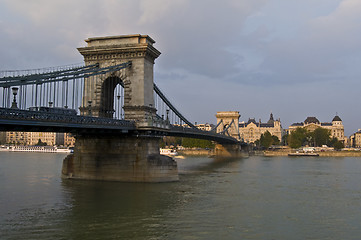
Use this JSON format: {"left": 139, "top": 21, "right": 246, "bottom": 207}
{"left": 288, "top": 115, "right": 345, "bottom": 142}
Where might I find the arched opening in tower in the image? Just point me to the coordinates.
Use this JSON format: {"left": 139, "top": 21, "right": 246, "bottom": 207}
{"left": 100, "top": 76, "right": 124, "bottom": 119}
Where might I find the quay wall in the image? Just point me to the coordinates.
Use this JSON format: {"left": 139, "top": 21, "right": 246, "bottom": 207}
{"left": 264, "top": 150, "right": 361, "bottom": 157}
{"left": 179, "top": 149, "right": 361, "bottom": 157}
{"left": 178, "top": 149, "right": 214, "bottom": 156}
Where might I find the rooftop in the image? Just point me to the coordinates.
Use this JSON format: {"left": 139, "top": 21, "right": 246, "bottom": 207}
{"left": 304, "top": 117, "right": 320, "bottom": 124}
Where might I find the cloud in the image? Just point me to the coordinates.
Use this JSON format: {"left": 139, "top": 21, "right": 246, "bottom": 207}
{"left": 138, "top": 0, "right": 188, "bottom": 24}
{"left": 0, "top": 0, "right": 268, "bottom": 73}
{"left": 254, "top": 0, "right": 361, "bottom": 85}
{"left": 0, "top": 0, "right": 360, "bottom": 135}
{"left": 136, "top": 0, "right": 268, "bottom": 78}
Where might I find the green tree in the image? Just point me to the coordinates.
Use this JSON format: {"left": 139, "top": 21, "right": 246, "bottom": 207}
{"left": 181, "top": 138, "right": 214, "bottom": 149}
{"left": 313, "top": 128, "right": 331, "bottom": 147}
{"left": 258, "top": 131, "right": 281, "bottom": 149}
{"left": 272, "top": 135, "right": 280, "bottom": 145}
{"left": 333, "top": 140, "right": 344, "bottom": 150}
{"left": 329, "top": 137, "right": 339, "bottom": 146}
{"left": 288, "top": 127, "right": 307, "bottom": 148}
{"left": 182, "top": 138, "right": 196, "bottom": 148}
{"left": 329, "top": 137, "right": 344, "bottom": 150}
{"left": 260, "top": 131, "right": 273, "bottom": 148}
{"left": 161, "top": 136, "right": 182, "bottom": 147}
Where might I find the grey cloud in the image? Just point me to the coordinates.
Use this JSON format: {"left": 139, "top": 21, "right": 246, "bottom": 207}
{"left": 1, "top": 0, "right": 361, "bottom": 135}
{"left": 138, "top": 0, "right": 268, "bottom": 78}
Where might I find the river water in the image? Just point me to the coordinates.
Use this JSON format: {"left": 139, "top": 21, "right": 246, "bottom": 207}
{"left": 1, "top": 152, "right": 361, "bottom": 240}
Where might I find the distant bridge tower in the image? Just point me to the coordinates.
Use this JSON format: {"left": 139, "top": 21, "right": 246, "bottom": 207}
{"left": 215, "top": 111, "right": 240, "bottom": 140}
{"left": 77, "top": 35, "right": 160, "bottom": 126}
{"left": 215, "top": 111, "right": 243, "bottom": 156}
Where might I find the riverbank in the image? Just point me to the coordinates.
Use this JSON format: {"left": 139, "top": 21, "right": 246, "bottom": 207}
{"left": 175, "top": 148, "right": 361, "bottom": 157}
{"left": 178, "top": 149, "right": 213, "bottom": 156}
{"left": 264, "top": 150, "right": 361, "bottom": 157}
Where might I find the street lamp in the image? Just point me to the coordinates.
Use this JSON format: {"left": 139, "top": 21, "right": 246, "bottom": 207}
{"left": 117, "top": 95, "right": 121, "bottom": 119}
{"left": 88, "top": 100, "right": 92, "bottom": 116}
{"left": 11, "top": 87, "right": 19, "bottom": 109}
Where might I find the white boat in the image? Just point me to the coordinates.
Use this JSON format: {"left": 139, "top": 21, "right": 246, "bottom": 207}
{"left": 0, "top": 146, "right": 10, "bottom": 151}
{"left": 160, "top": 148, "right": 178, "bottom": 156}
{"left": 288, "top": 151, "right": 319, "bottom": 157}
{"left": 7, "top": 146, "right": 72, "bottom": 153}
{"left": 56, "top": 147, "right": 73, "bottom": 153}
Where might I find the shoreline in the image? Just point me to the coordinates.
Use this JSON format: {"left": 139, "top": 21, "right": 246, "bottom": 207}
{"left": 178, "top": 149, "right": 213, "bottom": 156}
{"left": 264, "top": 150, "right": 361, "bottom": 157}
{"left": 176, "top": 149, "right": 361, "bottom": 157}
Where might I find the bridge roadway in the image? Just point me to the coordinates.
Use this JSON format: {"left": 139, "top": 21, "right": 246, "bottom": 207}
{"left": 0, "top": 108, "right": 239, "bottom": 144}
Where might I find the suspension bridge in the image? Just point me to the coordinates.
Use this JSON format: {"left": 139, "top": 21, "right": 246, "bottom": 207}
{"left": 0, "top": 34, "right": 244, "bottom": 182}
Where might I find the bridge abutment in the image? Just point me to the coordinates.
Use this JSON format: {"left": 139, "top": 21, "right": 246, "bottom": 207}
{"left": 214, "top": 143, "right": 244, "bottom": 157}
{"left": 62, "top": 135, "right": 179, "bottom": 182}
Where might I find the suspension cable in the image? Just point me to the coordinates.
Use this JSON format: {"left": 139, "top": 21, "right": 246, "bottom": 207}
{"left": 153, "top": 83, "right": 195, "bottom": 129}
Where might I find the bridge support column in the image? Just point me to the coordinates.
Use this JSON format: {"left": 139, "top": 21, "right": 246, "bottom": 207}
{"left": 62, "top": 135, "right": 178, "bottom": 182}
{"left": 214, "top": 143, "right": 244, "bottom": 157}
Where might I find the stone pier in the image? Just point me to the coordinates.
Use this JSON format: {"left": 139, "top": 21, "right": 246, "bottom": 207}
{"left": 214, "top": 143, "right": 244, "bottom": 157}
{"left": 62, "top": 135, "right": 179, "bottom": 182}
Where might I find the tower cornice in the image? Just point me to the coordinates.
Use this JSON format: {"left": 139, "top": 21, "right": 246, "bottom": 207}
{"left": 78, "top": 34, "right": 161, "bottom": 63}
{"left": 78, "top": 45, "right": 161, "bottom": 63}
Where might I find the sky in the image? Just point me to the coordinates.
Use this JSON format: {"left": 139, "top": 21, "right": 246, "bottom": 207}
{"left": 0, "top": 0, "right": 360, "bottom": 136}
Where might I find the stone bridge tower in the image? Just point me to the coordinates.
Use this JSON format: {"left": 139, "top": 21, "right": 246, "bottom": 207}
{"left": 214, "top": 111, "right": 243, "bottom": 157}
{"left": 62, "top": 35, "right": 178, "bottom": 182}
{"left": 215, "top": 111, "right": 240, "bottom": 140}
{"left": 77, "top": 34, "right": 160, "bottom": 126}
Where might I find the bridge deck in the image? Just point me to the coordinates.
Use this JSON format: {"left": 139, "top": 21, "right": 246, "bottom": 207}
{"left": 0, "top": 108, "right": 135, "bottom": 134}
{"left": 0, "top": 108, "right": 240, "bottom": 144}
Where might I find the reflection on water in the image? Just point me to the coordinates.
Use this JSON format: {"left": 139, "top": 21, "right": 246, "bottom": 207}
{"left": 177, "top": 156, "right": 243, "bottom": 174}
{"left": 1, "top": 153, "right": 361, "bottom": 239}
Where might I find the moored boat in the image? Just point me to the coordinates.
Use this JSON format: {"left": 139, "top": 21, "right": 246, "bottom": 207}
{"left": 0, "top": 146, "right": 10, "bottom": 151}
{"left": 4, "top": 145, "right": 72, "bottom": 153}
{"left": 160, "top": 148, "right": 178, "bottom": 156}
{"left": 288, "top": 151, "right": 319, "bottom": 157}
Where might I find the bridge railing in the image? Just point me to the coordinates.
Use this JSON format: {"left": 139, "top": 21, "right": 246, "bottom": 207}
{"left": 0, "top": 62, "right": 132, "bottom": 119}
{"left": 0, "top": 107, "right": 135, "bottom": 129}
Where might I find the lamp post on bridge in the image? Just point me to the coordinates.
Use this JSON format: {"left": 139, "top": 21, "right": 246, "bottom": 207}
{"left": 11, "top": 87, "right": 19, "bottom": 109}
{"left": 117, "top": 95, "right": 121, "bottom": 119}
{"left": 88, "top": 100, "right": 92, "bottom": 116}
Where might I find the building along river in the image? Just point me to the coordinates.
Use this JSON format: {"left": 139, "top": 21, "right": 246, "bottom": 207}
{"left": 1, "top": 152, "right": 361, "bottom": 239}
